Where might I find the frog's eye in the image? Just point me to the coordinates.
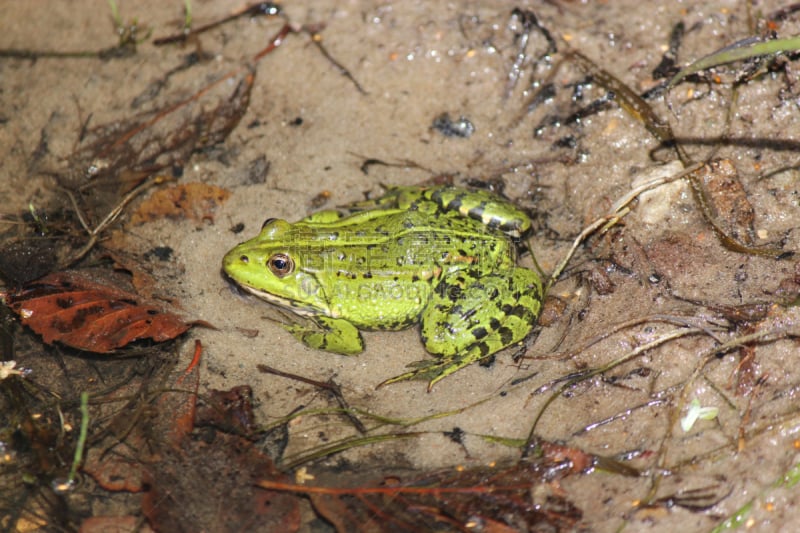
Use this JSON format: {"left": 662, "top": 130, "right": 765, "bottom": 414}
{"left": 261, "top": 218, "right": 276, "bottom": 230}
{"left": 268, "top": 253, "right": 294, "bottom": 277}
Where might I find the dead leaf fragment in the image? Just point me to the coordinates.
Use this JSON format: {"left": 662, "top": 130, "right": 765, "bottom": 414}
{"left": 83, "top": 444, "right": 148, "bottom": 493}
{"left": 80, "top": 516, "right": 155, "bottom": 533}
{"left": 196, "top": 386, "right": 258, "bottom": 437}
{"left": 5, "top": 271, "right": 194, "bottom": 352}
{"left": 694, "top": 159, "right": 756, "bottom": 245}
{"left": 130, "top": 182, "right": 231, "bottom": 225}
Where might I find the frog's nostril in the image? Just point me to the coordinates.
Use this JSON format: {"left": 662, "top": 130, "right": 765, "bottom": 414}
{"left": 240, "top": 255, "right": 249, "bottom": 263}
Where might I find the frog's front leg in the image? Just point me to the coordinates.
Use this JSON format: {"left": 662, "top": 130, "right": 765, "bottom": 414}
{"left": 381, "top": 268, "right": 543, "bottom": 390}
{"left": 284, "top": 316, "right": 364, "bottom": 355}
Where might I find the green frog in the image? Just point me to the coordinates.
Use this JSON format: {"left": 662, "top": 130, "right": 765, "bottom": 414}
{"left": 222, "top": 185, "right": 543, "bottom": 390}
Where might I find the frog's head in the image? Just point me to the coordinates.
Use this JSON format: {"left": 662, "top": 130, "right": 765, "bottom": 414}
{"left": 223, "top": 219, "right": 330, "bottom": 317}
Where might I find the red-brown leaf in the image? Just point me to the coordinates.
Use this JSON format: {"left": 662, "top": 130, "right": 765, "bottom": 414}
{"left": 83, "top": 443, "right": 148, "bottom": 493}
{"left": 5, "top": 271, "right": 193, "bottom": 352}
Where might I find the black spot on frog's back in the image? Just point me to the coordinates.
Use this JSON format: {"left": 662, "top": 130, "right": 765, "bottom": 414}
{"left": 498, "top": 326, "right": 514, "bottom": 345}
{"left": 472, "top": 326, "right": 488, "bottom": 340}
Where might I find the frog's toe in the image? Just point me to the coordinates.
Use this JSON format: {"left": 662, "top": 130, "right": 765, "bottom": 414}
{"left": 377, "top": 357, "right": 472, "bottom": 392}
{"left": 377, "top": 360, "right": 436, "bottom": 389}
{"left": 375, "top": 370, "right": 417, "bottom": 389}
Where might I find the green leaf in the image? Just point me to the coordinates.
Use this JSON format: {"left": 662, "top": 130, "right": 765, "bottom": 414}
{"left": 668, "top": 35, "right": 800, "bottom": 89}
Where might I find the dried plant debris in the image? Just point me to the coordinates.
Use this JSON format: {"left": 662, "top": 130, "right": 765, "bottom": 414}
{"left": 687, "top": 161, "right": 784, "bottom": 257}
{"left": 140, "top": 376, "right": 301, "bottom": 533}
{"left": 142, "top": 432, "right": 301, "bottom": 533}
{"left": 691, "top": 159, "right": 756, "bottom": 246}
{"left": 3, "top": 271, "right": 199, "bottom": 352}
{"left": 0, "top": 71, "right": 255, "bottom": 282}
{"left": 0, "top": 233, "right": 62, "bottom": 287}
{"left": 0, "top": 206, "right": 88, "bottom": 285}
{"left": 565, "top": 47, "right": 683, "bottom": 161}
{"left": 57, "top": 70, "right": 253, "bottom": 217}
{"left": 557, "top": 49, "right": 786, "bottom": 258}
{"left": 0, "top": 328, "right": 174, "bottom": 530}
{"left": 78, "top": 358, "right": 301, "bottom": 533}
{"left": 153, "top": 2, "right": 284, "bottom": 46}
{"left": 80, "top": 347, "right": 204, "bottom": 496}
{"left": 260, "top": 440, "right": 592, "bottom": 532}
{"left": 195, "top": 385, "right": 259, "bottom": 437}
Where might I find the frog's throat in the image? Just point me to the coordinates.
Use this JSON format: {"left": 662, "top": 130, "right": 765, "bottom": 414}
{"left": 240, "top": 285, "right": 328, "bottom": 318}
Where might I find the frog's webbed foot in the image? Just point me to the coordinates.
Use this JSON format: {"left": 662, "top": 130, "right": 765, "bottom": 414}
{"left": 377, "top": 352, "right": 492, "bottom": 392}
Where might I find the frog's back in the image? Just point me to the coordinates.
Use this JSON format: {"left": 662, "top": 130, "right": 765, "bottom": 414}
{"left": 297, "top": 209, "right": 515, "bottom": 329}
{"left": 308, "top": 208, "right": 514, "bottom": 275}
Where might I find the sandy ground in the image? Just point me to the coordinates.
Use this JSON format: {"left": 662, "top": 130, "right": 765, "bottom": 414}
{"left": 4, "top": 0, "right": 800, "bottom": 531}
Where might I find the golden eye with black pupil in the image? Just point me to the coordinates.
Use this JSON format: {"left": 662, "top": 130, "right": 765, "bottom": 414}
{"left": 268, "top": 253, "right": 293, "bottom": 277}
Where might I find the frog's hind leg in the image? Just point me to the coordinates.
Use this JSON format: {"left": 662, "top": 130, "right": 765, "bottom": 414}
{"left": 381, "top": 268, "right": 542, "bottom": 390}
{"left": 299, "top": 209, "right": 347, "bottom": 223}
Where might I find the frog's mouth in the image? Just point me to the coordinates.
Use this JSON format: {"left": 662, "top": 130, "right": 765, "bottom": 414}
{"left": 238, "top": 284, "right": 329, "bottom": 318}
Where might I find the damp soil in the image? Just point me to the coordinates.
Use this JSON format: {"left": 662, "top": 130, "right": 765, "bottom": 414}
{"left": 3, "top": 1, "right": 800, "bottom": 531}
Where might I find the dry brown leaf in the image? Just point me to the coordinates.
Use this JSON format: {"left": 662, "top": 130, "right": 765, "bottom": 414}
{"left": 695, "top": 159, "right": 756, "bottom": 245}
{"left": 5, "top": 271, "right": 195, "bottom": 352}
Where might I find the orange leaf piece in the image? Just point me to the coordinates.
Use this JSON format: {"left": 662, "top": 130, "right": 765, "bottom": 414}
{"left": 130, "top": 182, "right": 231, "bottom": 225}
{"left": 6, "top": 271, "right": 192, "bottom": 352}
